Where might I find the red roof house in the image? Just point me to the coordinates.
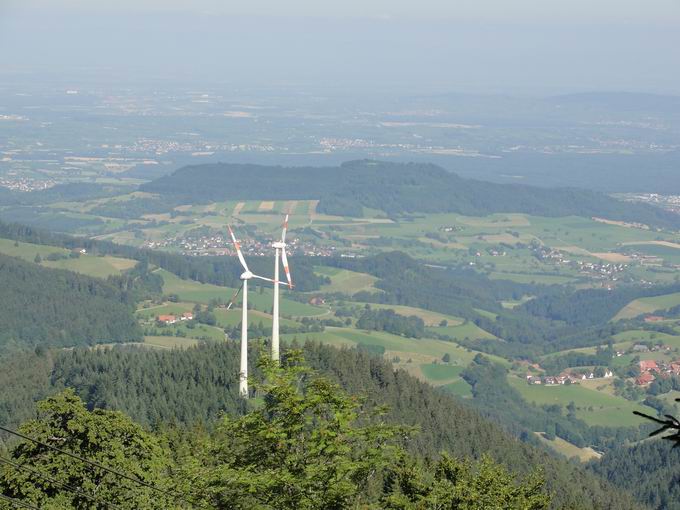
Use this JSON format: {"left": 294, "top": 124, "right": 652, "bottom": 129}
{"left": 636, "top": 372, "right": 656, "bottom": 385}
{"left": 639, "top": 360, "right": 658, "bottom": 372}
{"left": 157, "top": 314, "right": 177, "bottom": 324}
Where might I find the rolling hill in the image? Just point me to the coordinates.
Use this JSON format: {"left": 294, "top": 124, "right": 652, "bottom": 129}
{"left": 141, "top": 160, "right": 680, "bottom": 229}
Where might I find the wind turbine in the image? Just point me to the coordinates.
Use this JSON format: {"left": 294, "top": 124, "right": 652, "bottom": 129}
{"left": 227, "top": 225, "right": 283, "bottom": 398}
{"left": 271, "top": 214, "right": 293, "bottom": 362}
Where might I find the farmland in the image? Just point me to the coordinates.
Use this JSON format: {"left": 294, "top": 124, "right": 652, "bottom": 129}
{"left": 613, "top": 292, "right": 680, "bottom": 320}
{"left": 508, "top": 376, "right": 654, "bottom": 427}
{"left": 316, "top": 266, "right": 379, "bottom": 294}
{"left": 0, "top": 238, "right": 136, "bottom": 277}
{"left": 158, "top": 269, "right": 327, "bottom": 317}
{"left": 38, "top": 187, "right": 680, "bottom": 287}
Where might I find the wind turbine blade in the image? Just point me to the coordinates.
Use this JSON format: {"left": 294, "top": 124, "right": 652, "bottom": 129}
{"left": 281, "top": 214, "right": 289, "bottom": 243}
{"left": 252, "top": 274, "right": 288, "bottom": 286}
{"left": 226, "top": 283, "right": 244, "bottom": 310}
{"left": 281, "top": 248, "right": 293, "bottom": 288}
{"left": 228, "top": 225, "right": 250, "bottom": 272}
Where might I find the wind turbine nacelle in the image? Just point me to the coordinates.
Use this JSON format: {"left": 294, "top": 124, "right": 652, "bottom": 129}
{"left": 240, "top": 271, "right": 253, "bottom": 280}
{"left": 272, "top": 241, "right": 286, "bottom": 249}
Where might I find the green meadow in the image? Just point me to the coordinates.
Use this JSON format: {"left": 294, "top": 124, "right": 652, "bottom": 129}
{"left": 614, "top": 292, "right": 680, "bottom": 320}
{"left": 158, "top": 269, "right": 327, "bottom": 317}
{"left": 316, "top": 266, "right": 379, "bottom": 294}
{"left": 508, "top": 376, "right": 654, "bottom": 427}
{"left": 0, "top": 238, "right": 136, "bottom": 277}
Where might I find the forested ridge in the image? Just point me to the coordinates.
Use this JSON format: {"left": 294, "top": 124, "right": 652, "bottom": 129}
{"left": 0, "top": 343, "right": 643, "bottom": 509}
{"left": 0, "top": 253, "right": 141, "bottom": 350}
{"left": 141, "top": 160, "right": 680, "bottom": 229}
{"left": 521, "top": 283, "right": 680, "bottom": 327}
{"left": 590, "top": 439, "right": 680, "bottom": 510}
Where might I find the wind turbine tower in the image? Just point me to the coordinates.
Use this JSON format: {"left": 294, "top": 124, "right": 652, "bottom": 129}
{"left": 271, "top": 214, "right": 293, "bottom": 362}
{"left": 227, "top": 225, "right": 281, "bottom": 398}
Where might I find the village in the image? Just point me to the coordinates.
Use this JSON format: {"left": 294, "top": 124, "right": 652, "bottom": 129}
{"left": 524, "top": 340, "right": 680, "bottom": 389}
{"left": 143, "top": 232, "right": 339, "bottom": 258}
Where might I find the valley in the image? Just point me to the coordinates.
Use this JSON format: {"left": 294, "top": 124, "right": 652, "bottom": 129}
{"left": 1, "top": 160, "right": 679, "bottom": 508}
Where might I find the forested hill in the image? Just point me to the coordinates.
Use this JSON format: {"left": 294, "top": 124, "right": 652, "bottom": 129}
{"left": 590, "top": 439, "right": 680, "bottom": 510}
{"left": 0, "top": 342, "right": 643, "bottom": 509}
{"left": 141, "top": 160, "right": 680, "bottom": 229}
{"left": 0, "top": 253, "right": 142, "bottom": 350}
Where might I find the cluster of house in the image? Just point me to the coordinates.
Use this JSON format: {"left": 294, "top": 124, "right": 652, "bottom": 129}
{"left": 635, "top": 358, "right": 680, "bottom": 385}
{"left": 631, "top": 343, "right": 670, "bottom": 353}
{"left": 529, "top": 245, "right": 628, "bottom": 281}
{"left": 144, "top": 233, "right": 339, "bottom": 258}
{"left": 156, "top": 312, "right": 193, "bottom": 325}
{"left": 439, "top": 225, "right": 463, "bottom": 233}
{"left": 526, "top": 370, "right": 614, "bottom": 386}
{"left": 576, "top": 261, "right": 627, "bottom": 280}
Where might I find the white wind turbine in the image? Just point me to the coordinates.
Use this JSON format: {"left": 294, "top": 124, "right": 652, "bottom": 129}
{"left": 271, "top": 214, "right": 293, "bottom": 362}
{"left": 227, "top": 225, "right": 284, "bottom": 398}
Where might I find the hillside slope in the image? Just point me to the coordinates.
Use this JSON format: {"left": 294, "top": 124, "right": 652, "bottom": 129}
{"left": 141, "top": 160, "right": 680, "bottom": 229}
{"left": 0, "top": 253, "right": 142, "bottom": 350}
{"left": 0, "top": 342, "right": 644, "bottom": 509}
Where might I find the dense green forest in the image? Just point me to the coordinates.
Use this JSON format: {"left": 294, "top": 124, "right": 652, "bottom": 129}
{"left": 356, "top": 306, "right": 426, "bottom": 338}
{"left": 521, "top": 283, "right": 680, "bottom": 327}
{"left": 0, "top": 357, "right": 556, "bottom": 510}
{"left": 0, "top": 254, "right": 141, "bottom": 350}
{"left": 590, "top": 438, "right": 680, "bottom": 510}
{"left": 0, "top": 343, "right": 643, "bottom": 509}
{"left": 141, "top": 160, "right": 680, "bottom": 228}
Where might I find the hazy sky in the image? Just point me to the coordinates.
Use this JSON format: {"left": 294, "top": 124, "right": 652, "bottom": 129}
{"left": 2, "top": 0, "right": 679, "bottom": 95}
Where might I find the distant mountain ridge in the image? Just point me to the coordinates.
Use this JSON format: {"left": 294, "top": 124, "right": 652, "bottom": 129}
{"left": 141, "top": 160, "right": 680, "bottom": 229}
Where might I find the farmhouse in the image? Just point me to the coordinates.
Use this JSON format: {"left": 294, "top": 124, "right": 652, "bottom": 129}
{"left": 636, "top": 372, "right": 656, "bottom": 386}
{"left": 639, "top": 360, "right": 658, "bottom": 372}
{"left": 180, "top": 312, "right": 193, "bottom": 321}
{"left": 157, "top": 314, "right": 177, "bottom": 325}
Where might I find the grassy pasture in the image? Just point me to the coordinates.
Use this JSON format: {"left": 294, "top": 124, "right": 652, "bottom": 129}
{"left": 150, "top": 321, "right": 226, "bottom": 342}
{"left": 488, "top": 272, "right": 577, "bottom": 285}
{"left": 0, "top": 238, "right": 136, "bottom": 277}
{"left": 613, "top": 292, "right": 680, "bottom": 321}
{"left": 624, "top": 243, "right": 680, "bottom": 264}
{"left": 136, "top": 302, "right": 194, "bottom": 319}
{"left": 143, "top": 336, "right": 201, "bottom": 349}
{"left": 43, "top": 255, "right": 136, "bottom": 278}
{"left": 534, "top": 433, "right": 601, "bottom": 462}
{"left": 361, "top": 303, "right": 464, "bottom": 328}
{"left": 419, "top": 363, "right": 465, "bottom": 381}
{"left": 439, "top": 379, "right": 473, "bottom": 398}
{"left": 158, "top": 269, "right": 327, "bottom": 317}
{"left": 279, "top": 326, "right": 500, "bottom": 389}
{"left": 213, "top": 308, "right": 300, "bottom": 329}
{"left": 0, "top": 238, "right": 69, "bottom": 259}
{"left": 427, "top": 322, "right": 497, "bottom": 341}
{"left": 508, "top": 376, "right": 653, "bottom": 427}
{"left": 282, "top": 327, "right": 508, "bottom": 368}
{"left": 315, "top": 266, "right": 379, "bottom": 294}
